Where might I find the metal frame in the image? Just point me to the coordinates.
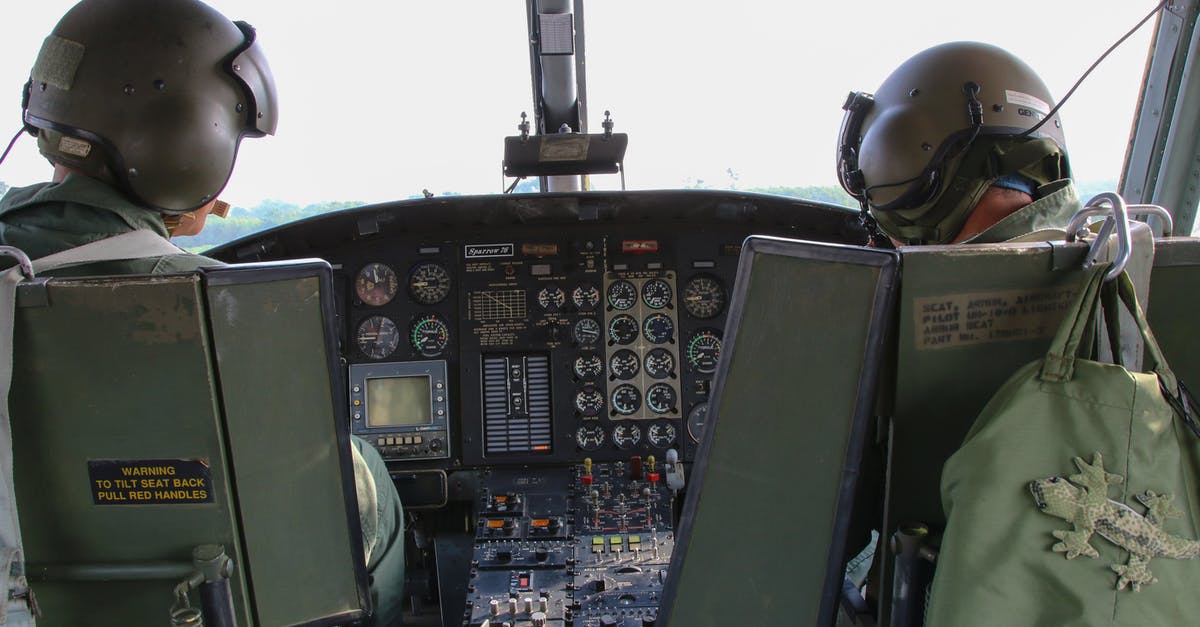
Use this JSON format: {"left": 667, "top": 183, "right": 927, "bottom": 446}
{"left": 659, "top": 235, "right": 898, "bottom": 627}
{"left": 1121, "top": 0, "right": 1200, "bottom": 234}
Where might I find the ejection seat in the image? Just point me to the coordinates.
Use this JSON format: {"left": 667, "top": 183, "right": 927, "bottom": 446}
{"left": 4, "top": 253, "right": 371, "bottom": 626}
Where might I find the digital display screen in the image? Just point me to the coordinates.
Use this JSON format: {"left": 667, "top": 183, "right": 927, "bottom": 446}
{"left": 366, "top": 376, "right": 432, "bottom": 427}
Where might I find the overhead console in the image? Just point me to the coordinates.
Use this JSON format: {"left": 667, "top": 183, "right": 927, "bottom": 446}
{"left": 207, "top": 190, "right": 865, "bottom": 468}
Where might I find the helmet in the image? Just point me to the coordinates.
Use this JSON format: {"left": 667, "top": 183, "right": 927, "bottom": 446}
{"left": 22, "top": 0, "right": 278, "bottom": 214}
{"left": 837, "top": 41, "right": 1070, "bottom": 244}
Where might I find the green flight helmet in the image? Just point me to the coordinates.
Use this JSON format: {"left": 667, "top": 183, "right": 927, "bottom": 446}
{"left": 22, "top": 0, "right": 278, "bottom": 214}
{"left": 837, "top": 41, "right": 1070, "bottom": 244}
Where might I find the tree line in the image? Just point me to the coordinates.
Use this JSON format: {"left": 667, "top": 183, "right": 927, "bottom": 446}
{"left": 1, "top": 178, "right": 1123, "bottom": 252}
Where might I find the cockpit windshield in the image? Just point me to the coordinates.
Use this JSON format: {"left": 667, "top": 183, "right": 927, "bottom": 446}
{"left": 0, "top": 1, "right": 1162, "bottom": 240}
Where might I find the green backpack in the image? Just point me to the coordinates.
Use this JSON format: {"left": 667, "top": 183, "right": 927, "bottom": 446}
{"left": 926, "top": 264, "right": 1200, "bottom": 626}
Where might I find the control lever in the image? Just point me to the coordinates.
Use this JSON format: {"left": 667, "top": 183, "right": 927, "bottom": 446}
{"left": 664, "top": 449, "right": 685, "bottom": 491}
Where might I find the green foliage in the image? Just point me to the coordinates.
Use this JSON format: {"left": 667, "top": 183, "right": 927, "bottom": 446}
{"left": 747, "top": 185, "right": 858, "bottom": 208}
{"left": 170, "top": 179, "right": 1128, "bottom": 251}
{"left": 172, "top": 199, "right": 362, "bottom": 250}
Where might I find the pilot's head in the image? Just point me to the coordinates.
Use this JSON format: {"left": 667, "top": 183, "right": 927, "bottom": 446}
{"left": 837, "top": 41, "right": 1070, "bottom": 245}
{"left": 21, "top": 0, "right": 278, "bottom": 216}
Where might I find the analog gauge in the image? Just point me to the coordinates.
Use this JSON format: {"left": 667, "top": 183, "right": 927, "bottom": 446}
{"left": 574, "top": 388, "right": 605, "bottom": 417}
{"left": 647, "top": 421, "right": 678, "bottom": 448}
{"left": 355, "top": 262, "right": 398, "bottom": 306}
{"left": 683, "top": 274, "right": 726, "bottom": 319}
{"left": 642, "top": 278, "right": 673, "bottom": 309}
{"left": 356, "top": 316, "right": 400, "bottom": 359}
{"left": 537, "top": 285, "right": 566, "bottom": 312}
{"left": 573, "top": 353, "right": 604, "bottom": 380}
{"left": 608, "top": 314, "right": 639, "bottom": 345}
{"left": 611, "top": 384, "right": 642, "bottom": 416}
{"left": 576, "top": 423, "right": 606, "bottom": 451}
{"left": 642, "top": 313, "right": 675, "bottom": 344}
{"left": 646, "top": 383, "right": 678, "bottom": 414}
{"left": 606, "top": 280, "right": 638, "bottom": 311}
{"left": 573, "top": 318, "right": 601, "bottom": 346}
{"left": 572, "top": 283, "right": 601, "bottom": 311}
{"left": 608, "top": 349, "right": 640, "bottom": 381}
{"left": 408, "top": 262, "right": 452, "bottom": 305}
{"left": 612, "top": 423, "right": 643, "bottom": 450}
{"left": 687, "top": 403, "right": 709, "bottom": 443}
{"left": 644, "top": 348, "right": 675, "bottom": 379}
{"left": 686, "top": 329, "right": 723, "bottom": 374}
{"left": 410, "top": 313, "right": 450, "bottom": 357}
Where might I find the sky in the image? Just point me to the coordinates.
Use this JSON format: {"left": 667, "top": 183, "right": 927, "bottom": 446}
{"left": 0, "top": 0, "right": 1159, "bottom": 211}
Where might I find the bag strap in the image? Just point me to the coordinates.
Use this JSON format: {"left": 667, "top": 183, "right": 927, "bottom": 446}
{"left": 1109, "top": 270, "right": 1177, "bottom": 390}
{"left": 1040, "top": 264, "right": 1108, "bottom": 382}
{"left": 0, "top": 229, "right": 184, "bottom": 623}
{"left": 1040, "top": 263, "right": 1178, "bottom": 389}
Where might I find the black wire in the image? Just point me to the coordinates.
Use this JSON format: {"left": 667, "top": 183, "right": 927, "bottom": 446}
{"left": 0, "top": 126, "right": 25, "bottom": 168}
{"left": 1019, "top": 0, "right": 1169, "bottom": 139}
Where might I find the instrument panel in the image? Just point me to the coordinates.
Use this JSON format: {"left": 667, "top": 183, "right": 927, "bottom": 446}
{"left": 208, "top": 190, "right": 864, "bottom": 467}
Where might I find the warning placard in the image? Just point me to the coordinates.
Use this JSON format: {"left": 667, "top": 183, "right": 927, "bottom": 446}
{"left": 88, "top": 459, "right": 214, "bottom": 505}
{"left": 913, "top": 285, "right": 1077, "bottom": 351}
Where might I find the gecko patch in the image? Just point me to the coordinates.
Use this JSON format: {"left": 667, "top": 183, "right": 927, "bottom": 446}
{"left": 1029, "top": 452, "right": 1200, "bottom": 591}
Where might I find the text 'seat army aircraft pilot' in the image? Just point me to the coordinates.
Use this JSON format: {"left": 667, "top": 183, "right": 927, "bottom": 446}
{"left": 837, "top": 41, "right": 1080, "bottom": 246}
{"left": 0, "top": 0, "right": 405, "bottom": 624}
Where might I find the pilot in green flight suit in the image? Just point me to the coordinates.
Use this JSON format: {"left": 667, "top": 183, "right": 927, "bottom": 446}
{"left": 2, "top": 1, "right": 405, "bottom": 624}
{"left": 836, "top": 41, "right": 1080, "bottom": 246}
{"left": 832, "top": 41, "right": 1081, "bottom": 596}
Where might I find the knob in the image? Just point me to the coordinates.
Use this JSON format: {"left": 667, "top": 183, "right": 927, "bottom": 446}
{"left": 524, "top": 597, "right": 533, "bottom": 614}
{"left": 430, "top": 439, "right": 442, "bottom": 451}
{"left": 508, "top": 597, "right": 518, "bottom": 615}
{"left": 539, "top": 596, "right": 548, "bottom": 612}
{"left": 489, "top": 599, "right": 500, "bottom": 616}
{"left": 600, "top": 615, "right": 618, "bottom": 627}
{"left": 531, "top": 611, "right": 548, "bottom": 627}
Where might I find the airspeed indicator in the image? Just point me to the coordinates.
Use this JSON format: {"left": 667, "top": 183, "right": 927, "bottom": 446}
{"left": 683, "top": 274, "right": 725, "bottom": 319}
{"left": 408, "top": 262, "right": 452, "bottom": 305}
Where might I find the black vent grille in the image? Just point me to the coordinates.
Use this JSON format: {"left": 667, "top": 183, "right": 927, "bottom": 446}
{"left": 482, "top": 354, "right": 553, "bottom": 455}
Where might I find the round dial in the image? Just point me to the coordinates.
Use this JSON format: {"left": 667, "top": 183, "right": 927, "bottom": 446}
{"left": 574, "top": 387, "right": 605, "bottom": 417}
{"left": 356, "top": 316, "right": 400, "bottom": 359}
{"left": 644, "top": 348, "right": 675, "bottom": 379}
{"left": 573, "top": 353, "right": 604, "bottom": 380}
{"left": 407, "top": 262, "right": 452, "bottom": 305}
{"left": 573, "top": 318, "right": 601, "bottom": 346}
{"left": 646, "top": 383, "right": 678, "bottom": 414}
{"left": 683, "top": 274, "right": 726, "bottom": 319}
{"left": 537, "top": 285, "right": 566, "bottom": 312}
{"left": 608, "top": 314, "right": 639, "bottom": 345}
{"left": 608, "top": 349, "right": 640, "bottom": 380}
{"left": 610, "top": 384, "right": 642, "bottom": 416}
{"left": 572, "top": 283, "right": 601, "bottom": 311}
{"left": 647, "top": 421, "right": 678, "bottom": 448}
{"left": 612, "top": 423, "right": 643, "bottom": 450}
{"left": 687, "top": 403, "right": 709, "bottom": 443}
{"left": 355, "top": 262, "right": 398, "bottom": 306}
{"left": 642, "top": 278, "right": 673, "bottom": 309}
{"left": 642, "top": 313, "right": 675, "bottom": 344}
{"left": 606, "top": 280, "right": 638, "bottom": 311}
{"left": 410, "top": 313, "right": 450, "bottom": 357}
{"left": 686, "top": 329, "right": 723, "bottom": 374}
{"left": 575, "top": 423, "right": 606, "bottom": 451}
